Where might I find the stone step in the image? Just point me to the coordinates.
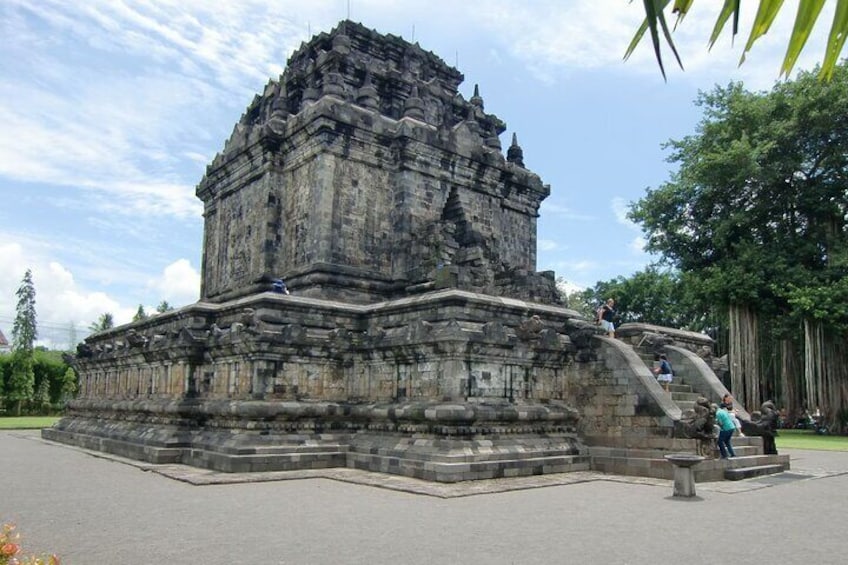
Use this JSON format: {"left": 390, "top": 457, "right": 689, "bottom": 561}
{"left": 589, "top": 447, "right": 789, "bottom": 482}
{"left": 675, "top": 400, "right": 696, "bottom": 413}
{"left": 206, "top": 443, "right": 349, "bottom": 456}
{"left": 589, "top": 433, "right": 762, "bottom": 451}
{"left": 590, "top": 444, "right": 762, "bottom": 465}
{"left": 187, "top": 448, "right": 348, "bottom": 473}
{"left": 697, "top": 454, "right": 790, "bottom": 481}
{"left": 670, "top": 391, "right": 701, "bottom": 402}
{"left": 724, "top": 463, "right": 787, "bottom": 481}
{"left": 636, "top": 353, "right": 686, "bottom": 373}
{"left": 348, "top": 453, "right": 592, "bottom": 482}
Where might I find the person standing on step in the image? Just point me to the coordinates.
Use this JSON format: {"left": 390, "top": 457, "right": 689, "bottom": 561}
{"left": 597, "top": 298, "right": 616, "bottom": 338}
{"left": 715, "top": 403, "right": 737, "bottom": 459}
{"left": 721, "top": 394, "right": 744, "bottom": 437}
{"left": 652, "top": 354, "right": 673, "bottom": 392}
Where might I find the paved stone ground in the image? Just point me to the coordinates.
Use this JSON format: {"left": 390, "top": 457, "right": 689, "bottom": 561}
{"left": 3, "top": 430, "right": 847, "bottom": 564}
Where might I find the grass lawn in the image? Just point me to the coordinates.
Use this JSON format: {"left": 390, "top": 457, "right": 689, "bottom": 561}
{"left": 0, "top": 416, "right": 61, "bottom": 429}
{"left": 776, "top": 429, "right": 848, "bottom": 451}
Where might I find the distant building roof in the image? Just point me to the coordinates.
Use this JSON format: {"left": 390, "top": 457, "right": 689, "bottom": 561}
{"left": 0, "top": 329, "right": 9, "bottom": 349}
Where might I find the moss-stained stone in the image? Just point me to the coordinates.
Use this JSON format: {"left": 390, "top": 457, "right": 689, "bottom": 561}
{"left": 44, "top": 20, "right": 783, "bottom": 484}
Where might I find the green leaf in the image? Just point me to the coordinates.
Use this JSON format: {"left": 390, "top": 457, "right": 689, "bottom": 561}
{"left": 740, "top": 0, "right": 786, "bottom": 66}
{"left": 820, "top": 0, "right": 848, "bottom": 80}
{"left": 708, "top": 0, "right": 742, "bottom": 50}
{"left": 732, "top": 0, "right": 741, "bottom": 36}
{"left": 632, "top": 0, "right": 848, "bottom": 82}
{"left": 624, "top": 17, "right": 651, "bottom": 61}
{"left": 781, "top": 0, "right": 826, "bottom": 78}
{"left": 671, "top": 0, "right": 696, "bottom": 27}
{"left": 646, "top": 0, "right": 669, "bottom": 79}
{"left": 624, "top": 0, "right": 676, "bottom": 80}
{"left": 658, "top": 3, "right": 685, "bottom": 70}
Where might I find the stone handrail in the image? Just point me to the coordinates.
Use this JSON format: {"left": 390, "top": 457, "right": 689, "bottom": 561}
{"left": 666, "top": 345, "right": 750, "bottom": 420}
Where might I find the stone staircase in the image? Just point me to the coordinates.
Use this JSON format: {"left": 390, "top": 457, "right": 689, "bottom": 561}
{"left": 589, "top": 436, "right": 788, "bottom": 482}
{"left": 588, "top": 346, "right": 789, "bottom": 482}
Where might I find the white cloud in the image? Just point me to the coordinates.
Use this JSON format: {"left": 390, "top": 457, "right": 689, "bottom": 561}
{"left": 147, "top": 259, "right": 201, "bottom": 306}
{"left": 476, "top": 1, "right": 633, "bottom": 70}
{"left": 538, "top": 259, "right": 600, "bottom": 291}
{"left": 5, "top": 0, "right": 832, "bottom": 229}
{"left": 12, "top": 0, "right": 306, "bottom": 92}
{"left": 0, "top": 240, "right": 200, "bottom": 347}
{"left": 1, "top": 0, "right": 841, "bottom": 346}
{"left": 0, "top": 243, "right": 29, "bottom": 321}
{"left": 0, "top": 242, "right": 127, "bottom": 346}
{"left": 537, "top": 239, "right": 558, "bottom": 252}
{"left": 611, "top": 197, "right": 629, "bottom": 223}
{"left": 629, "top": 235, "right": 647, "bottom": 255}
{"left": 540, "top": 200, "right": 594, "bottom": 221}
{"left": 556, "top": 279, "right": 584, "bottom": 296}
{"left": 602, "top": 197, "right": 651, "bottom": 260}
{"left": 472, "top": 0, "right": 837, "bottom": 88}
{"left": 568, "top": 259, "right": 597, "bottom": 274}
{"left": 611, "top": 198, "right": 656, "bottom": 259}
{"left": 0, "top": 57, "right": 211, "bottom": 216}
{"left": 0, "top": 0, "right": 311, "bottom": 223}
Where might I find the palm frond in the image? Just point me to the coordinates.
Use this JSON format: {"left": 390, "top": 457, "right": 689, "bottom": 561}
{"left": 631, "top": 0, "right": 848, "bottom": 81}
{"left": 624, "top": 0, "right": 677, "bottom": 81}
{"left": 820, "top": 0, "right": 848, "bottom": 80}
{"left": 708, "top": 0, "right": 741, "bottom": 50}
{"left": 739, "top": 0, "right": 785, "bottom": 66}
{"left": 780, "top": 0, "right": 826, "bottom": 78}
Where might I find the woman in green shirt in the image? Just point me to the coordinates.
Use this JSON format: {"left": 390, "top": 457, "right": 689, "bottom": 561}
{"left": 716, "top": 405, "right": 737, "bottom": 459}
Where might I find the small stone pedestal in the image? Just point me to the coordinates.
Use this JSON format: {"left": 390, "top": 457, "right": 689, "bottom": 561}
{"left": 664, "top": 453, "right": 705, "bottom": 498}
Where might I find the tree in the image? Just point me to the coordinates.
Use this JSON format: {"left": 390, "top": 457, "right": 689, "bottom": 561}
{"left": 89, "top": 313, "right": 114, "bottom": 333}
{"left": 0, "top": 350, "right": 73, "bottom": 415}
{"left": 6, "top": 269, "right": 38, "bottom": 415}
{"left": 156, "top": 301, "right": 173, "bottom": 314}
{"left": 6, "top": 354, "right": 35, "bottom": 416}
{"left": 12, "top": 269, "right": 37, "bottom": 352}
{"left": 629, "top": 64, "right": 848, "bottom": 430}
{"left": 132, "top": 304, "right": 148, "bottom": 322}
{"left": 60, "top": 366, "right": 78, "bottom": 402}
{"left": 33, "top": 350, "right": 74, "bottom": 407}
{"left": 628, "top": 0, "right": 848, "bottom": 80}
{"left": 33, "top": 376, "right": 50, "bottom": 414}
{"left": 572, "top": 267, "right": 713, "bottom": 331}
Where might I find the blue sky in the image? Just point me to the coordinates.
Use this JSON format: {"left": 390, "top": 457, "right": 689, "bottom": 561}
{"left": 0, "top": 0, "right": 836, "bottom": 348}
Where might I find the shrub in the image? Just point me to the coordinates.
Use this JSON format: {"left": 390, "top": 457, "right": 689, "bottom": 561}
{"left": 0, "top": 523, "right": 58, "bottom": 565}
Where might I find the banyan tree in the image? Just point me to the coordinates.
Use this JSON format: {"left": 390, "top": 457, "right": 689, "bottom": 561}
{"left": 630, "top": 66, "right": 848, "bottom": 433}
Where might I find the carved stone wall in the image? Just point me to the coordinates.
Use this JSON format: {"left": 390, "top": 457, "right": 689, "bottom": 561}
{"left": 72, "top": 291, "right": 584, "bottom": 407}
{"left": 49, "top": 290, "right": 597, "bottom": 480}
{"left": 196, "top": 20, "right": 556, "bottom": 305}
{"left": 46, "top": 21, "right": 647, "bottom": 482}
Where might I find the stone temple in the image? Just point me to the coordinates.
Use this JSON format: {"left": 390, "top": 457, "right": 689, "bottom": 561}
{"left": 45, "top": 21, "right": 789, "bottom": 483}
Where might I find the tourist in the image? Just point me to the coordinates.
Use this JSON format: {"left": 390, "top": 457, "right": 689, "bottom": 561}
{"left": 722, "top": 394, "right": 744, "bottom": 437}
{"left": 596, "top": 298, "right": 616, "bottom": 337}
{"left": 715, "top": 403, "right": 737, "bottom": 459}
{"left": 652, "top": 354, "right": 673, "bottom": 392}
{"left": 272, "top": 278, "right": 290, "bottom": 295}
